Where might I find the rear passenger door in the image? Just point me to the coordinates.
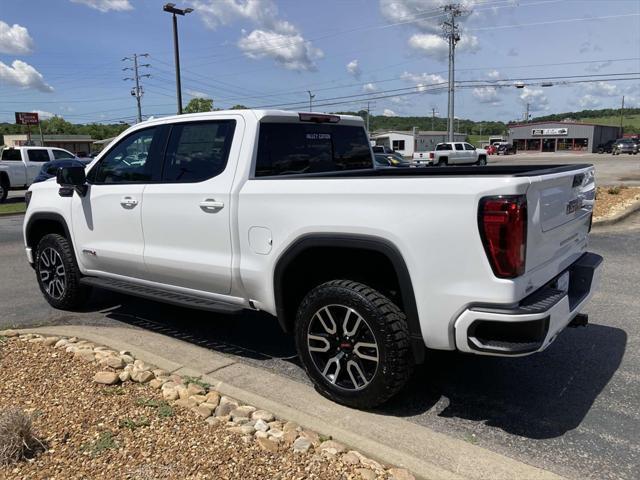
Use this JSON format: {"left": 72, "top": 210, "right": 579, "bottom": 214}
{"left": 452, "top": 143, "right": 466, "bottom": 164}
{"left": 141, "top": 117, "right": 242, "bottom": 294}
{"left": 25, "top": 148, "right": 51, "bottom": 183}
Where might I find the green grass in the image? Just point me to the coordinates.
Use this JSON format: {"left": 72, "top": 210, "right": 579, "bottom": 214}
{"left": 182, "top": 376, "right": 210, "bottom": 390}
{"left": 578, "top": 114, "right": 640, "bottom": 130}
{"left": 119, "top": 417, "right": 150, "bottom": 431}
{"left": 136, "top": 397, "right": 174, "bottom": 418}
{"left": 0, "top": 202, "right": 26, "bottom": 215}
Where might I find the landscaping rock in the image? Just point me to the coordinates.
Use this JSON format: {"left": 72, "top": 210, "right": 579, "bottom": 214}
{"left": 299, "top": 430, "right": 320, "bottom": 446}
{"left": 355, "top": 468, "right": 376, "bottom": 480}
{"left": 319, "top": 440, "right": 346, "bottom": 455}
{"left": 205, "top": 391, "right": 220, "bottom": 407}
{"left": 255, "top": 430, "right": 269, "bottom": 439}
{"left": 292, "top": 436, "right": 312, "bottom": 453}
{"left": 119, "top": 371, "right": 131, "bottom": 382}
{"left": 251, "top": 410, "right": 275, "bottom": 422}
{"left": 282, "top": 429, "right": 298, "bottom": 445}
{"left": 254, "top": 419, "right": 269, "bottom": 432}
{"left": 388, "top": 467, "right": 416, "bottom": 480}
{"left": 352, "top": 451, "right": 384, "bottom": 472}
{"left": 176, "top": 385, "right": 189, "bottom": 399}
{"left": 54, "top": 339, "right": 69, "bottom": 348}
{"left": 120, "top": 354, "right": 134, "bottom": 364}
{"left": 195, "top": 405, "right": 214, "bottom": 418}
{"left": 0, "top": 329, "right": 19, "bottom": 337}
{"left": 175, "top": 398, "right": 198, "bottom": 409}
{"left": 74, "top": 349, "right": 96, "bottom": 363}
{"left": 341, "top": 452, "right": 360, "bottom": 465}
{"left": 257, "top": 436, "right": 279, "bottom": 453}
{"left": 190, "top": 394, "right": 207, "bottom": 405}
{"left": 93, "top": 371, "right": 120, "bottom": 385}
{"left": 215, "top": 400, "right": 238, "bottom": 417}
{"left": 42, "top": 337, "right": 59, "bottom": 346}
{"left": 131, "top": 370, "right": 154, "bottom": 383}
{"left": 149, "top": 378, "right": 165, "bottom": 389}
{"left": 162, "top": 388, "right": 179, "bottom": 401}
{"left": 99, "top": 356, "right": 125, "bottom": 369}
{"left": 230, "top": 405, "right": 256, "bottom": 419}
{"left": 187, "top": 383, "right": 206, "bottom": 396}
{"left": 268, "top": 428, "right": 284, "bottom": 441}
{"left": 205, "top": 416, "right": 223, "bottom": 427}
{"left": 283, "top": 421, "right": 300, "bottom": 433}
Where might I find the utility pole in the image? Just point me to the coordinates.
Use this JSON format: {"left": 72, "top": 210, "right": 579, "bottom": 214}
{"left": 525, "top": 102, "right": 530, "bottom": 123}
{"left": 442, "top": 4, "right": 466, "bottom": 142}
{"left": 366, "top": 101, "right": 371, "bottom": 132}
{"left": 123, "top": 53, "right": 150, "bottom": 123}
{"left": 431, "top": 107, "right": 438, "bottom": 131}
{"left": 163, "top": 3, "right": 193, "bottom": 115}
{"left": 619, "top": 96, "right": 625, "bottom": 136}
{"left": 307, "top": 90, "right": 315, "bottom": 111}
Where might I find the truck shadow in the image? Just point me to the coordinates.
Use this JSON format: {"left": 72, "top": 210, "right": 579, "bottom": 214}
{"left": 379, "top": 323, "right": 627, "bottom": 440}
{"left": 96, "top": 291, "right": 625, "bottom": 441}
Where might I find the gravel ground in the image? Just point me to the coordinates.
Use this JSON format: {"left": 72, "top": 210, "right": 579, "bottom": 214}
{"left": 0, "top": 338, "right": 380, "bottom": 480}
{"left": 594, "top": 186, "right": 640, "bottom": 219}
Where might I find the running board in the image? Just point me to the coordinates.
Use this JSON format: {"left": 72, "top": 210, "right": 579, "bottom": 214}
{"left": 80, "top": 276, "right": 244, "bottom": 314}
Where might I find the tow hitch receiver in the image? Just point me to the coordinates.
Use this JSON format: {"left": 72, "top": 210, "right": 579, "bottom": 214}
{"left": 569, "top": 313, "right": 589, "bottom": 328}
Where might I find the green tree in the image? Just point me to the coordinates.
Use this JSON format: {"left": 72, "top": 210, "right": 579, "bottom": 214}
{"left": 230, "top": 104, "right": 248, "bottom": 110}
{"left": 184, "top": 98, "right": 213, "bottom": 113}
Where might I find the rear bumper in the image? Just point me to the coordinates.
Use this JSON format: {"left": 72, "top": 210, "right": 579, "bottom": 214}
{"left": 454, "top": 252, "right": 603, "bottom": 356}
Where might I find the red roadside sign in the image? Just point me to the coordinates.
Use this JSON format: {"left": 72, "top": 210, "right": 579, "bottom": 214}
{"left": 15, "top": 112, "right": 40, "bottom": 125}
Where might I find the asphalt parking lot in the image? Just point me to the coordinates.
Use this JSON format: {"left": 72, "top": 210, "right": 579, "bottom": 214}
{"left": 1, "top": 212, "right": 638, "bottom": 480}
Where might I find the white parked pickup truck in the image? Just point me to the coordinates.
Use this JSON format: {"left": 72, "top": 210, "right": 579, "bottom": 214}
{"left": 415, "top": 141, "right": 488, "bottom": 166}
{"left": 23, "top": 110, "right": 602, "bottom": 408}
{"left": 0, "top": 146, "right": 79, "bottom": 202}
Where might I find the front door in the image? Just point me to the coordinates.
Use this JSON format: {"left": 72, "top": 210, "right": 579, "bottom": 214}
{"left": 542, "top": 138, "right": 556, "bottom": 152}
{"left": 142, "top": 117, "right": 241, "bottom": 294}
{"left": 24, "top": 148, "right": 51, "bottom": 184}
{"left": 71, "top": 126, "right": 163, "bottom": 278}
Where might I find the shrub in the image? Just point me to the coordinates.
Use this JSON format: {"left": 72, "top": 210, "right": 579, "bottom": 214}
{"left": 608, "top": 186, "right": 621, "bottom": 195}
{"left": 0, "top": 408, "right": 46, "bottom": 466}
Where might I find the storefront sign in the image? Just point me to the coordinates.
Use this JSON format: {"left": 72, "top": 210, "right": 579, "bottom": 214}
{"left": 531, "top": 127, "right": 568, "bottom": 136}
{"left": 15, "top": 112, "right": 40, "bottom": 125}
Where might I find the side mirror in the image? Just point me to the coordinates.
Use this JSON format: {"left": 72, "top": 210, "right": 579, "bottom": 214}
{"left": 57, "top": 166, "right": 88, "bottom": 197}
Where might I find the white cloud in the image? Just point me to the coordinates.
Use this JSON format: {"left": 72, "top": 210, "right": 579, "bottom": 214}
{"left": 585, "top": 81, "right": 620, "bottom": 97}
{"left": 191, "top": 0, "right": 323, "bottom": 71}
{"left": 408, "top": 32, "right": 479, "bottom": 61}
{"left": 32, "top": 110, "right": 57, "bottom": 120}
{"left": 380, "top": 1, "right": 481, "bottom": 60}
{"left": 346, "top": 59, "right": 361, "bottom": 79}
{"left": 0, "top": 21, "right": 34, "bottom": 55}
{"left": 486, "top": 69, "right": 500, "bottom": 80}
{"left": 585, "top": 60, "right": 612, "bottom": 73}
{"left": 0, "top": 60, "right": 53, "bottom": 92}
{"left": 186, "top": 89, "right": 211, "bottom": 99}
{"left": 578, "top": 95, "right": 600, "bottom": 109}
{"left": 70, "top": 0, "right": 133, "bottom": 12}
{"left": 383, "top": 108, "right": 397, "bottom": 117}
{"left": 363, "top": 83, "right": 377, "bottom": 93}
{"left": 518, "top": 87, "right": 548, "bottom": 111}
{"left": 472, "top": 86, "right": 500, "bottom": 105}
{"left": 401, "top": 71, "right": 447, "bottom": 93}
{"left": 237, "top": 29, "right": 323, "bottom": 71}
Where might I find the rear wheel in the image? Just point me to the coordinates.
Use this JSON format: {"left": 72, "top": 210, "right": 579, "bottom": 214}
{"left": 437, "top": 158, "right": 448, "bottom": 166}
{"left": 295, "top": 280, "right": 413, "bottom": 409}
{"left": 0, "top": 178, "right": 8, "bottom": 203}
{"left": 35, "top": 234, "right": 91, "bottom": 310}
{"left": 476, "top": 156, "right": 487, "bottom": 166}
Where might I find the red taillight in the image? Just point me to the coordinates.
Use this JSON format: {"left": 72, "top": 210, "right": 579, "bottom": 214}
{"left": 429, "top": 152, "right": 434, "bottom": 159}
{"left": 478, "top": 195, "right": 527, "bottom": 278}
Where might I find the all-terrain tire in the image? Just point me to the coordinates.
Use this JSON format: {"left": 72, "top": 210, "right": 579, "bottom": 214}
{"left": 295, "top": 280, "right": 413, "bottom": 409}
{"left": 0, "top": 178, "right": 8, "bottom": 203}
{"left": 476, "top": 156, "right": 487, "bottom": 166}
{"left": 35, "top": 233, "right": 91, "bottom": 310}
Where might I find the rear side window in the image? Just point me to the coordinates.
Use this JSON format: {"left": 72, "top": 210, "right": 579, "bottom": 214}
{"left": 27, "top": 149, "right": 50, "bottom": 162}
{"left": 455, "top": 143, "right": 464, "bottom": 151}
{"left": 162, "top": 120, "right": 236, "bottom": 182}
{"left": 1, "top": 149, "right": 21, "bottom": 161}
{"left": 464, "top": 143, "right": 475, "bottom": 151}
{"left": 436, "top": 144, "right": 452, "bottom": 151}
{"left": 255, "top": 123, "right": 372, "bottom": 177}
{"left": 53, "top": 149, "right": 74, "bottom": 159}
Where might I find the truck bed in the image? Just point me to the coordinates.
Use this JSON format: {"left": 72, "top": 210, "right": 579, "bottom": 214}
{"left": 254, "top": 164, "right": 592, "bottom": 179}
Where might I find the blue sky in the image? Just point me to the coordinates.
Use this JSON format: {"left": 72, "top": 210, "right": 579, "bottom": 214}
{"left": 0, "top": 0, "right": 639, "bottom": 124}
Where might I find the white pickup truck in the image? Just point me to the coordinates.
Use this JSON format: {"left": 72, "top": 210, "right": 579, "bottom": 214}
{"left": 0, "top": 146, "right": 79, "bottom": 202}
{"left": 23, "top": 110, "right": 602, "bottom": 408}
{"left": 413, "top": 141, "right": 488, "bottom": 166}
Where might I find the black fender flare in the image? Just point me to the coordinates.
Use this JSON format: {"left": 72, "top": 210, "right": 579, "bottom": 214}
{"left": 273, "top": 233, "right": 425, "bottom": 363}
{"left": 25, "top": 212, "right": 74, "bottom": 250}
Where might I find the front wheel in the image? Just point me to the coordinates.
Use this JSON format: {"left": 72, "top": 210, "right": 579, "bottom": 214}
{"left": 0, "top": 179, "right": 8, "bottom": 203}
{"left": 35, "top": 234, "right": 91, "bottom": 310}
{"left": 295, "top": 280, "right": 413, "bottom": 409}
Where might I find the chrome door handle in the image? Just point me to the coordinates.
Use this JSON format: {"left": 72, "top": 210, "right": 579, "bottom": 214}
{"left": 200, "top": 199, "right": 224, "bottom": 211}
{"left": 120, "top": 196, "right": 138, "bottom": 208}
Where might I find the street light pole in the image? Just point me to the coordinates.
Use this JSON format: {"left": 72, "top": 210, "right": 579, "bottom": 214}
{"left": 307, "top": 90, "right": 315, "bottom": 112}
{"left": 163, "top": 3, "right": 193, "bottom": 115}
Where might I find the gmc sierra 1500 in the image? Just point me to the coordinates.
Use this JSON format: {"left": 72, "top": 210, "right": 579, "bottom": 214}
{"left": 23, "top": 110, "right": 602, "bottom": 408}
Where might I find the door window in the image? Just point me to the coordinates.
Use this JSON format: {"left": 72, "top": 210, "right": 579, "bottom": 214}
{"left": 53, "top": 149, "right": 75, "bottom": 159}
{"left": 90, "top": 127, "right": 159, "bottom": 184}
{"left": 435, "top": 144, "right": 452, "bottom": 151}
{"left": 454, "top": 143, "right": 464, "bottom": 151}
{"left": 464, "top": 143, "right": 476, "bottom": 150}
{"left": 162, "top": 121, "right": 236, "bottom": 182}
{"left": 27, "top": 149, "right": 50, "bottom": 162}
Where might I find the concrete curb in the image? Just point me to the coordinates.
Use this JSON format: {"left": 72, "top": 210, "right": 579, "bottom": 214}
{"left": 18, "top": 325, "right": 564, "bottom": 480}
{"left": 593, "top": 198, "right": 640, "bottom": 228}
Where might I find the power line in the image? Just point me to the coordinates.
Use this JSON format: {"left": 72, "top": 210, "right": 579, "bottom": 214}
{"left": 122, "top": 53, "right": 151, "bottom": 123}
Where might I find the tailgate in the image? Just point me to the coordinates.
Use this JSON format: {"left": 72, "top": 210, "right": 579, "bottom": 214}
{"left": 526, "top": 166, "right": 595, "bottom": 273}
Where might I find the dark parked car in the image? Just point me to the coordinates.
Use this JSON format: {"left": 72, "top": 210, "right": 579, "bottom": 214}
{"left": 372, "top": 145, "right": 395, "bottom": 155}
{"left": 596, "top": 140, "right": 615, "bottom": 154}
{"left": 33, "top": 159, "right": 89, "bottom": 183}
{"left": 612, "top": 138, "right": 638, "bottom": 155}
{"left": 497, "top": 143, "right": 517, "bottom": 155}
{"left": 373, "top": 153, "right": 411, "bottom": 168}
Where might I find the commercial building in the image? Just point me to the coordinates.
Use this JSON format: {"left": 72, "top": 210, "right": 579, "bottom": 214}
{"left": 371, "top": 129, "right": 466, "bottom": 157}
{"left": 2, "top": 134, "right": 94, "bottom": 154}
{"left": 507, "top": 121, "right": 620, "bottom": 153}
